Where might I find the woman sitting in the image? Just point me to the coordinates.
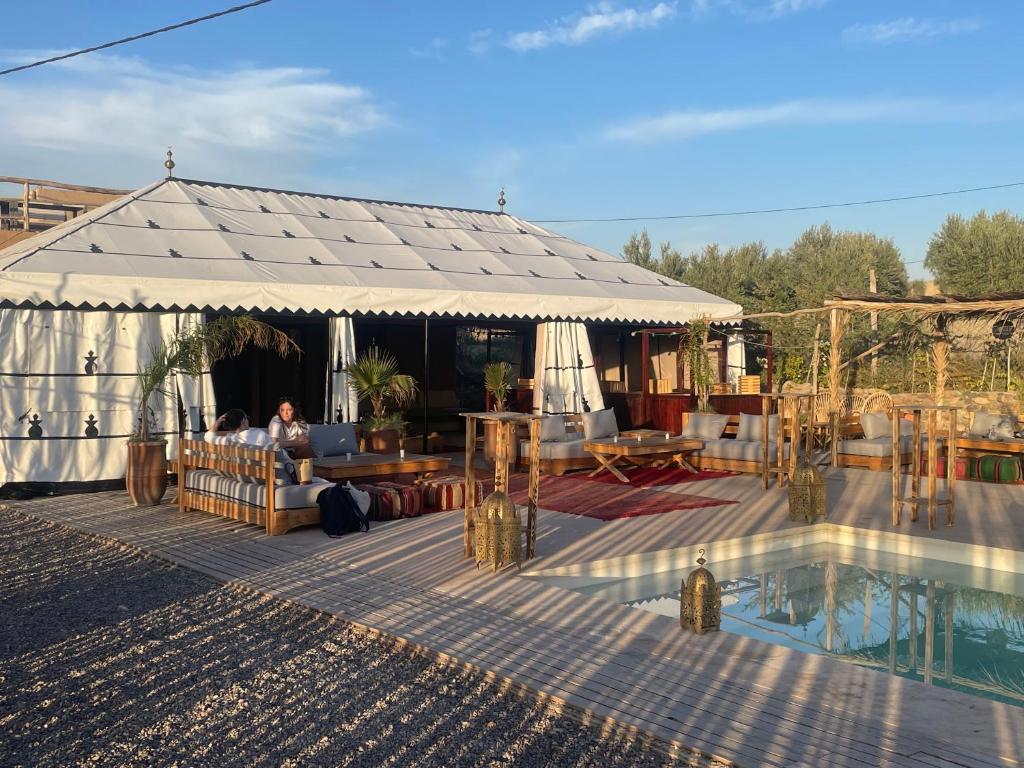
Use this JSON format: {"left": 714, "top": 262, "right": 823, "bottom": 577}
{"left": 268, "top": 397, "right": 314, "bottom": 458}
{"left": 204, "top": 408, "right": 274, "bottom": 448}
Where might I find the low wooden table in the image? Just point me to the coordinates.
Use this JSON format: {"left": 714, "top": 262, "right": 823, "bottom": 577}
{"left": 312, "top": 453, "right": 450, "bottom": 482}
{"left": 583, "top": 435, "right": 704, "bottom": 483}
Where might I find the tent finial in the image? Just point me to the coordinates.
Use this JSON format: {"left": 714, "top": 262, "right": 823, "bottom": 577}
{"left": 498, "top": 186, "right": 506, "bottom": 213}
{"left": 164, "top": 147, "right": 175, "bottom": 178}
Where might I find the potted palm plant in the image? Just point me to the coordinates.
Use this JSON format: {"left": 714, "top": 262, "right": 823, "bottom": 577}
{"left": 129, "top": 316, "right": 298, "bottom": 506}
{"left": 345, "top": 346, "right": 419, "bottom": 453}
{"left": 482, "top": 361, "right": 517, "bottom": 462}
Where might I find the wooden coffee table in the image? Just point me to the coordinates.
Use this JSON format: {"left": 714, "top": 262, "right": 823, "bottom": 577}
{"left": 312, "top": 453, "right": 450, "bottom": 482}
{"left": 583, "top": 435, "right": 704, "bottom": 483}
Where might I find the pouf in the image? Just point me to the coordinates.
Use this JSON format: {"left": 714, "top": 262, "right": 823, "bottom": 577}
{"left": 418, "top": 475, "right": 485, "bottom": 511}
{"left": 977, "top": 454, "right": 1023, "bottom": 484}
{"left": 355, "top": 482, "right": 424, "bottom": 520}
{"left": 919, "top": 455, "right": 977, "bottom": 480}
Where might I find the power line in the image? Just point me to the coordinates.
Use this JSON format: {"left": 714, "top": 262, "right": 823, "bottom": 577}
{"left": 0, "top": 0, "right": 273, "bottom": 77}
{"left": 529, "top": 181, "right": 1024, "bottom": 224}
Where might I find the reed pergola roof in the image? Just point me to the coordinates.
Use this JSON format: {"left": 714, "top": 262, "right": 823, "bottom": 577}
{"left": 827, "top": 292, "right": 1024, "bottom": 320}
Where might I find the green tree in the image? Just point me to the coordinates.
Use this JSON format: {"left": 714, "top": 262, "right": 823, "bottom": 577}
{"left": 622, "top": 228, "right": 656, "bottom": 270}
{"left": 925, "top": 210, "right": 1024, "bottom": 294}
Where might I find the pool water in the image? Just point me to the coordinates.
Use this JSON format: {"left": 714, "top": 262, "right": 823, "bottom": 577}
{"left": 560, "top": 543, "right": 1024, "bottom": 707}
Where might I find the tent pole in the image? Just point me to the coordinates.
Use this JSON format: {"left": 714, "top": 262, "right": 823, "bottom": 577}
{"left": 422, "top": 318, "right": 430, "bottom": 455}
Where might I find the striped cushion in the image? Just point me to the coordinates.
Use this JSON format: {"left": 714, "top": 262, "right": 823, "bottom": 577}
{"left": 977, "top": 455, "right": 1023, "bottom": 484}
{"left": 355, "top": 482, "right": 424, "bottom": 520}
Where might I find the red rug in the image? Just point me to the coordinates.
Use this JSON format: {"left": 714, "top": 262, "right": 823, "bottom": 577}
{"left": 581, "top": 466, "right": 734, "bottom": 488}
{"left": 493, "top": 474, "right": 737, "bottom": 521}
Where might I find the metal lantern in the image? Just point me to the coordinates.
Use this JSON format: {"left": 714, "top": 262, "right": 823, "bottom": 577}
{"left": 680, "top": 549, "right": 721, "bottom": 635}
{"left": 474, "top": 490, "right": 522, "bottom": 572}
{"left": 788, "top": 458, "right": 826, "bottom": 523}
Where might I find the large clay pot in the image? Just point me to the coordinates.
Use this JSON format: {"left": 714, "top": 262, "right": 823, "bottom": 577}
{"left": 126, "top": 439, "right": 168, "bottom": 506}
{"left": 483, "top": 420, "right": 518, "bottom": 464}
{"left": 365, "top": 428, "right": 401, "bottom": 454}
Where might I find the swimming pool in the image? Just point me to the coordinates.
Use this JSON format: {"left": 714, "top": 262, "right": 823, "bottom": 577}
{"left": 537, "top": 533, "right": 1024, "bottom": 707}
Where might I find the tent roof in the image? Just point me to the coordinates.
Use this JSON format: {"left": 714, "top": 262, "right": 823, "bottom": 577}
{"left": 0, "top": 177, "right": 742, "bottom": 325}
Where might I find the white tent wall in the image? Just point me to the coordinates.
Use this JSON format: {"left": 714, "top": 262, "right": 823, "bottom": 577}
{"left": 325, "top": 316, "right": 358, "bottom": 423}
{"left": 725, "top": 334, "right": 747, "bottom": 388}
{"left": 532, "top": 322, "right": 606, "bottom": 416}
{"left": 0, "top": 309, "right": 178, "bottom": 485}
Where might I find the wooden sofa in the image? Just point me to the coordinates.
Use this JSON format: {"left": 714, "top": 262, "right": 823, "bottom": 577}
{"left": 178, "top": 438, "right": 329, "bottom": 536}
{"left": 680, "top": 412, "right": 794, "bottom": 484}
{"left": 518, "top": 414, "right": 599, "bottom": 476}
{"left": 833, "top": 415, "right": 915, "bottom": 471}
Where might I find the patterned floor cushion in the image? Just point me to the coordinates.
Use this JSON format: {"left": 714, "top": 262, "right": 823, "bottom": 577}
{"left": 977, "top": 455, "right": 1023, "bottom": 484}
{"left": 418, "top": 475, "right": 485, "bottom": 511}
{"left": 918, "top": 455, "right": 978, "bottom": 480}
{"left": 355, "top": 482, "right": 423, "bottom": 520}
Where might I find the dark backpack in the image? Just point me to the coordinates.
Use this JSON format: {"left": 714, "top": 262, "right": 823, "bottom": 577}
{"left": 317, "top": 483, "right": 369, "bottom": 537}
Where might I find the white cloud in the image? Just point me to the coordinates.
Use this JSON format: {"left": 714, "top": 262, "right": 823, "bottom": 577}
{"left": 689, "top": 0, "right": 825, "bottom": 20}
{"left": 468, "top": 29, "right": 494, "bottom": 55}
{"left": 766, "top": 0, "right": 825, "bottom": 18}
{"left": 842, "top": 17, "right": 983, "bottom": 46}
{"left": 410, "top": 37, "right": 448, "bottom": 59}
{"left": 603, "top": 97, "right": 1009, "bottom": 142}
{"left": 505, "top": 2, "right": 677, "bottom": 52}
{"left": 0, "top": 52, "right": 388, "bottom": 178}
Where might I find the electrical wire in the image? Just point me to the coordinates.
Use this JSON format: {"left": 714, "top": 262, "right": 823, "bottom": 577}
{"left": 529, "top": 181, "right": 1024, "bottom": 224}
{"left": 0, "top": 0, "right": 273, "bottom": 77}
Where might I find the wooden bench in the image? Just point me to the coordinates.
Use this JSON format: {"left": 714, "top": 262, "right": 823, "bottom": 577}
{"left": 833, "top": 415, "right": 914, "bottom": 471}
{"left": 177, "top": 438, "right": 323, "bottom": 536}
{"left": 680, "top": 412, "right": 796, "bottom": 484}
{"left": 518, "top": 414, "right": 600, "bottom": 476}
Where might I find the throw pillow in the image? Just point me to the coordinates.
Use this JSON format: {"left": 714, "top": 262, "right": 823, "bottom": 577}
{"left": 682, "top": 413, "right": 730, "bottom": 440}
{"left": 540, "top": 415, "right": 567, "bottom": 442}
{"left": 736, "top": 413, "right": 778, "bottom": 443}
{"left": 970, "top": 411, "right": 1015, "bottom": 440}
{"left": 582, "top": 408, "right": 619, "bottom": 440}
{"left": 860, "top": 412, "right": 891, "bottom": 440}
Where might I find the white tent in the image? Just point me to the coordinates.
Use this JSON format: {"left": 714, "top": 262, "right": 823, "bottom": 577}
{"left": 0, "top": 177, "right": 742, "bottom": 488}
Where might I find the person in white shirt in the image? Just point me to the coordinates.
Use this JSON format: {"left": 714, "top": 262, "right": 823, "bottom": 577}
{"left": 205, "top": 408, "right": 274, "bottom": 448}
{"left": 268, "top": 397, "right": 313, "bottom": 458}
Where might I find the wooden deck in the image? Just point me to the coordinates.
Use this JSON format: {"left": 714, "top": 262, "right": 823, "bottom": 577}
{"left": 6, "top": 467, "right": 1024, "bottom": 768}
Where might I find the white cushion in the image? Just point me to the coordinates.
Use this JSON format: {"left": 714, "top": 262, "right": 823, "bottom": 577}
{"left": 682, "top": 413, "right": 730, "bottom": 440}
{"left": 860, "top": 412, "right": 891, "bottom": 440}
{"left": 736, "top": 413, "right": 778, "bottom": 442}
{"left": 186, "top": 469, "right": 332, "bottom": 509}
{"left": 582, "top": 409, "right": 619, "bottom": 440}
{"left": 540, "top": 415, "right": 568, "bottom": 442}
{"left": 970, "top": 411, "right": 1015, "bottom": 439}
{"left": 309, "top": 423, "right": 360, "bottom": 457}
{"left": 698, "top": 438, "right": 790, "bottom": 461}
{"left": 521, "top": 438, "right": 590, "bottom": 460}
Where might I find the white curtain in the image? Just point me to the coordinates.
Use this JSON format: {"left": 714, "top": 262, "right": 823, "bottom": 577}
{"left": 0, "top": 309, "right": 176, "bottom": 484}
{"left": 159, "top": 313, "right": 217, "bottom": 438}
{"left": 326, "top": 316, "right": 359, "bottom": 423}
{"left": 532, "top": 322, "right": 605, "bottom": 415}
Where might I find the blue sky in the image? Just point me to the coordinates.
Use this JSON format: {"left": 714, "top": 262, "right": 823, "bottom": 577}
{"left": 2, "top": 0, "right": 1022, "bottom": 280}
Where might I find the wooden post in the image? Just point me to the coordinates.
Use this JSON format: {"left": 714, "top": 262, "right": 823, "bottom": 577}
{"left": 869, "top": 268, "right": 878, "bottom": 378}
{"left": 927, "top": 408, "right": 938, "bottom": 530}
{"left": 891, "top": 408, "right": 901, "bottom": 525}
{"left": 911, "top": 409, "right": 922, "bottom": 522}
{"left": 761, "top": 394, "right": 770, "bottom": 490}
{"left": 527, "top": 417, "right": 541, "bottom": 559}
{"left": 776, "top": 397, "right": 785, "bottom": 487}
{"left": 765, "top": 330, "right": 774, "bottom": 393}
{"left": 640, "top": 330, "right": 650, "bottom": 426}
{"left": 933, "top": 315, "right": 948, "bottom": 406}
{"left": 828, "top": 308, "right": 844, "bottom": 416}
{"left": 947, "top": 408, "right": 957, "bottom": 527}
{"left": 810, "top": 322, "right": 822, "bottom": 393}
{"left": 464, "top": 415, "right": 477, "bottom": 558}
{"left": 22, "top": 181, "right": 30, "bottom": 231}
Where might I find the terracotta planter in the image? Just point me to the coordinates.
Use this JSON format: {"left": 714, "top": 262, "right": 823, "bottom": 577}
{"left": 483, "top": 419, "right": 518, "bottom": 463}
{"left": 126, "top": 439, "right": 168, "bottom": 507}
{"left": 365, "top": 428, "right": 401, "bottom": 454}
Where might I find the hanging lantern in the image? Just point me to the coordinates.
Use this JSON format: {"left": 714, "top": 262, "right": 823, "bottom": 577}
{"left": 680, "top": 549, "right": 721, "bottom": 634}
{"left": 474, "top": 491, "right": 522, "bottom": 572}
{"left": 788, "top": 458, "right": 826, "bottom": 523}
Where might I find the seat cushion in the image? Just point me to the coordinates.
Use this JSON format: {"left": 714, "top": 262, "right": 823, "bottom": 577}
{"left": 736, "top": 413, "right": 778, "bottom": 442}
{"left": 309, "top": 423, "right": 360, "bottom": 457}
{"left": 839, "top": 434, "right": 931, "bottom": 457}
{"left": 185, "top": 469, "right": 332, "bottom": 509}
{"left": 698, "top": 438, "right": 789, "bottom": 461}
{"left": 582, "top": 409, "right": 619, "bottom": 440}
{"left": 521, "top": 438, "right": 590, "bottom": 460}
{"left": 540, "top": 415, "right": 568, "bottom": 442}
{"left": 682, "top": 413, "right": 730, "bottom": 440}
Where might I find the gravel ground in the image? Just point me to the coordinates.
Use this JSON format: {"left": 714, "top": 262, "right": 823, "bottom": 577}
{"left": 0, "top": 509, "right": 727, "bottom": 768}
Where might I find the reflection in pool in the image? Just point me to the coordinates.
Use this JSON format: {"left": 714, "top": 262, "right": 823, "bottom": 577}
{"left": 561, "top": 544, "right": 1024, "bottom": 707}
